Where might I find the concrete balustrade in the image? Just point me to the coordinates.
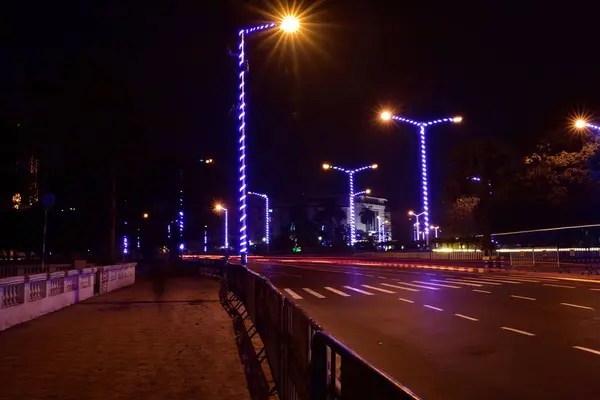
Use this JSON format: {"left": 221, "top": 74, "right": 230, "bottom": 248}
{"left": 0, "top": 263, "right": 136, "bottom": 332}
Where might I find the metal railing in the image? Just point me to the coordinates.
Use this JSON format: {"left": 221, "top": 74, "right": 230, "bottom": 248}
{"left": 197, "top": 259, "right": 419, "bottom": 400}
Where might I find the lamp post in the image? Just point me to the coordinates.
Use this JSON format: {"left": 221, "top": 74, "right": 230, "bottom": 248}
{"left": 430, "top": 225, "right": 440, "bottom": 238}
{"left": 575, "top": 119, "right": 600, "bottom": 132}
{"left": 353, "top": 189, "right": 371, "bottom": 197}
{"left": 237, "top": 16, "right": 300, "bottom": 265}
{"left": 322, "top": 163, "right": 378, "bottom": 246}
{"left": 204, "top": 225, "right": 208, "bottom": 253}
{"left": 381, "top": 111, "right": 462, "bottom": 244}
{"left": 215, "top": 204, "right": 229, "bottom": 252}
{"left": 408, "top": 210, "right": 426, "bottom": 241}
{"left": 248, "top": 191, "right": 270, "bottom": 252}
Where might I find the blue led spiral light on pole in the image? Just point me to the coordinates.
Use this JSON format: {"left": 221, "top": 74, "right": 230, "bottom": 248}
{"left": 248, "top": 191, "right": 270, "bottom": 252}
{"left": 237, "top": 16, "right": 299, "bottom": 265}
{"left": 381, "top": 111, "right": 462, "bottom": 244}
{"left": 322, "top": 163, "right": 378, "bottom": 246}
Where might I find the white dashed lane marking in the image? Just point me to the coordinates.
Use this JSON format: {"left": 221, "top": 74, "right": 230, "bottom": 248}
{"left": 343, "top": 286, "right": 374, "bottom": 295}
{"left": 324, "top": 287, "right": 350, "bottom": 297}
{"left": 413, "top": 280, "right": 462, "bottom": 289}
{"left": 361, "top": 285, "right": 396, "bottom": 294}
{"left": 396, "top": 282, "right": 440, "bottom": 291}
{"left": 455, "top": 313, "right": 478, "bottom": 321}
{"left": 473, "top": 289, "right": 491, "bottom": 294}
{"left": 424, "top": 305, "right": 444, "bottom": 312}
{"left": 560, "top": 302, "right": 594, "bottom": 311}
{"left": 436, "top": 279, "right": 483, "bottom": 287}
{"left": 284, "top": 288, "right": 303, "bottom": 299}
{"left": 573, "top": 346, "right": 600, "bottom": 356}
{"left": 501, "top": 327, "right": 535, "bottom": 336}
{"left": 447, "top": 278, "right": 502, "bottom": 286}
{"left": 398, "top": 297, "right": 415, "bottom": 303}
{"left": 510, "top": 295, "right": 536, "bottom": 301}
{"left": 543, "top": 284, "right": 575, "bottom": 289}
{"left": 381, "top": 283, "right": 420, "bottom": 292}
{"left": 302, "top": 288, "right": 325, "bottom": 299}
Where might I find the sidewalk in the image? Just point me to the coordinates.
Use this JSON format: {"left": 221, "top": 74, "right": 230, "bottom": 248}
{"left": 0, "top": 275, "right": 249, "bottom": 400}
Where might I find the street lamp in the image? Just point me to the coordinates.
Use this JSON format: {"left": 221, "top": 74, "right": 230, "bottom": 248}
{"left": 353, "top": 189, "right": 371, "bottom": 197}
{"left": 408, "top": 210, "right": 426, "bottom": 241}
{"left": 382, "top": 111, "right": 462, "bottom": 243}
{"left": 143, "top": 213, "right": 149, "bottom": 219}
{"left": 322, "top": 163, "right": 378, "bottom": 246}
{"left": 215, "top": 204, "right": 229, "bottom": 252}
{"left": 430, "top": 225, "right": 441, "bottom": 238}
{"left": 248, "top": 191, "right": 270, "bottom": 252}
{"left": 237, "top": 16, "right": 300, "bottom": 265}
{"left": 575, "top": 119, "right": 600, "bottom": 132}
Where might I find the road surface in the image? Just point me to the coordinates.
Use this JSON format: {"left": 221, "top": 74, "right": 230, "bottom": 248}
{"left": 249, "top": 260, "right": 600, "bottom": 399}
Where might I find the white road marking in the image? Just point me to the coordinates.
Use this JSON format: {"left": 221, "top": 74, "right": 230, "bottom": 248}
{"left": 472, "top": 277, "right": 522, "bottom": 284}
{"left": 510, "top": 295, "right": 536, "bottom": 301}
{"left": 446, "top": 278, "right": 502, "bottom": 286}
{"left": 560, "top": 302, "right": 594, "bottom": 310}
{"left": 413, "top": 280, "right": 461, "bottom": 289}
{"left": 500, "top": 277, "right": 542, "bottom": 283}
{"left": 543, "top": 284, "right": 575, "bottom": 289}
{"left": 501, "top": 327, "right": 535, "bottom": 336}
{"left": 398, "top": 297, "right": 415, "bottom": 303}
{"left": 381, "top": 283, "right": 419, "bottom": 292}
{"left": 366, "top": 274, "right": 374, "bottom": 277}
{"left": 361, "top": 284, "right": 395, "bottom": 294}
{"left": 473, "top": 289, "right": 491, "bottom": 294}
{"left": 436, "top": 279, "right": 482, "bottom": 287}
{"left": 378, "top": 276, "right": 387, "bottom": 279}
{"left": 343, "top": 286, "right": 374, "bottom": 295}
{"left": 424, "top": 305, "right": 443, "bottom": 312}
{"left": 573, "top": 346, "right": 600, "bottom": 356}
{"left": 324, "top": 287, "right": 350, "bottom": 297}
{"left": 284, "top": 288, "right": 303, "bottom": 299}
{"left": 556, "top": 277, "right": 600, "bottom": 284}
{"left": 396, "top": 282, "right": 439, "bottom": 290}
{"left": 590, "top": 288, "right": 600, "bottom": 292}
{"left": 455, "top": 313, "right": 478, "bottom": 321}
{"left": 302, "top": 288, "right": 325, "bottom": 299}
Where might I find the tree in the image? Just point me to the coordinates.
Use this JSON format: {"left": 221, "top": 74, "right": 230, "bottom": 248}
{"left": 359, "top": 206, "right": 376, "bottom": 231}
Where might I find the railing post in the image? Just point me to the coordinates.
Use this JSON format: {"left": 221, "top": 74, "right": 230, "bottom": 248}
{"left": 310, "top": 331, "right": 327, "bottom": 400}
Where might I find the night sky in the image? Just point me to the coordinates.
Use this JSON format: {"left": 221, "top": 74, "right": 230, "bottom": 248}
{"left": 3, "top": 1, "right": 600, "bottom": 242}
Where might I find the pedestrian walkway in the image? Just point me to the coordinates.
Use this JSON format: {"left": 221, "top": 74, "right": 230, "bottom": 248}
{"left": 0, "top": 276, "right": 249, "bottom": 400}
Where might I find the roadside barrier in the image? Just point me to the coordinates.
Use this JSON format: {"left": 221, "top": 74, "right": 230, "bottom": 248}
{"left": 196, "top": 259, "right": 418, "bottom": 400}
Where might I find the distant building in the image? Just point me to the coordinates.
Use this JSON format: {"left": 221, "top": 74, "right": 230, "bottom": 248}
{"left": 12, "top": 154, "right": 39, "bottom": 210}
{"left": 269, "top": 194, "right": 392, "bottom": 243}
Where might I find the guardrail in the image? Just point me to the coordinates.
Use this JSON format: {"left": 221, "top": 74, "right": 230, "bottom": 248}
{"left": 196, "top": 259, "right": 419, "bottom": 400}
{"left": 498, "top": 248, "right": 600, "bottom": 274}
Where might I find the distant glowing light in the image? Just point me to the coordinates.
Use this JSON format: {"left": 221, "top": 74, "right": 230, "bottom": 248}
{"left": 322, "top": 163, "right": 378, "bottom": 246}
{"left": 280, "top": 16, "right": 300, "bottom": 33}
{"left": 204, "top": 225, "right": 208, "bottom": 253}
{"left": 143, "top": 213, "right": 149, "bottom": 219}
{"left": 575, "top": 119, "right": 587, "bottom": 129}
{"left": 380, "top": 111, "right": 392, "bottom": 121}
{"left": 453, "top": 116, "right": 463, "bottom": 123}
{"left": 215, "top": 204, "right": 229, "bottom": 250}
{"left": 12, "top": 193, "right": 22, "bottom": 210}
{"left": 123, "top": 236, "right": 129, "bottom": 255}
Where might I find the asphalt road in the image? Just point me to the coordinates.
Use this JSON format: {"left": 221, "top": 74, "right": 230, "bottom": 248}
{"left": 248, "top": 260, "right": 600, "bottom": 399}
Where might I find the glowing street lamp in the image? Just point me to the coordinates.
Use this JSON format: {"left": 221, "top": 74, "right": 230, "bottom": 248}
{"left": 237, "top": 15, "right": 300, "bottom": 266}
{"left": 248, "top": 191, "right": 270, "bottom": 252}
{"left": 322, "top": 163, "right": 378, "bottom": 246}
{"left": 143, "top": 213, "right": 149, "bottom": 219}
{"left": 575, "top": 119, "right": 600, "bottom": 132}
{"left": 215, "top": 204, "right": 229, "bottom": 251}
{"left": 382, "top": 111, "right": 462, "bottom": 243}
{"left": 430, "top": 225, "right": 441, "bottom": 239}
{"left": 408, "top": 210, "right": 426, "bottom": 241}
{"left": 353, "top": 189, "right": 371, "bottom": 197}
